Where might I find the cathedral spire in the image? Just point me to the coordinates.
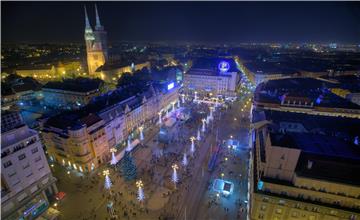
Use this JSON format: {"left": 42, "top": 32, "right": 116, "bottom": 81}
{"left": 84, "top": 6, "right": 92, "bottom": 30}
{"left": 95, "top": 4, "right": 103, "bottom": 29}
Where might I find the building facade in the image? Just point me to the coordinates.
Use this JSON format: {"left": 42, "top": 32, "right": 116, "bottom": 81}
{"left": 183, "top": 59, "right": 240, "bottom": 97}
{"left": 1, "top": 112, "right": 58, "bottom": 220}
{"left": 249, "top": 109, "right": 360, "bottom": 220}
{"left": 42, "top": 82, "right": 180, "bottom": 172}
{"left": 42, "top": 114, "right": 110, "bottom": 172}
{"left": 96, "top": 61, "right": 151, "bottom": 83}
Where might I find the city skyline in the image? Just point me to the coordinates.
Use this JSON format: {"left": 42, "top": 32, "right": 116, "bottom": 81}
{"left": 2, "top": 1, "right": 360, "bottom": 44}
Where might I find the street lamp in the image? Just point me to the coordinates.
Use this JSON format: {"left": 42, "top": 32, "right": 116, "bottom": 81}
{"left": 127, "top": 137, "right": 132, "bottom": 152}
{"left": 201, "top": 118, "right": 206, "bottom": 132}
{"left": 136, "top": 180, "right": 145, "bottom": 202}
{"left": 139, "top": 126, "right": 144, "bottom": 141}
{"left": 181, "top": 94, "right": 185, "bottom": 104}
{"left": 182, "top": 152, "right": 188, "bottom": 167}
{"left": 190, "top": 136, "right": 196, "bottom": 156}
{"left": 197, "top": 129, "right": 201, "bottom": 141}
{"left": 158, "top": 111, "right": 162, "bottom": 124}
{"left": 171, "top": 164, "right": 179, "bottom": 189}
{"left": 110, "top": 148, "right": 118, "bottom": 165}
{"left": 172, "top": 102, "right": 176, "bottom": 112}
{"left": 103, "top": 169, "right": 112, "bottom": 190}
{"left": 209, "top": 106, "right": 214, "bottom": 120}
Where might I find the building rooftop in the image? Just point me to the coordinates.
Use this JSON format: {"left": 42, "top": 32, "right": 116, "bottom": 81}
{"left": 96, "top": 58, "right": 148, "bottom": 72}
{"left": 253, "top": 109, "right": 360, "bottom": 138}
{"left": 43, "top": 77, "right": 103, "bottom": 93}
{"left": 296, "top": 152, "right": 360, "bottom": 186}
{"left": 270, "top": 132, "right": 360, "bottom": 160}
{"left": 254, "top": 77, "right": 360, "bottom": 110}
{"left": 189, "top": 57, "right": 238, "bottom": 74}
{"left": 44, "top": 82, "right": 175, "bottom": 131}
{"left": 324, "top": 75, "right": 360, "bottom": 93}
{"left": 1, "top": 125, "right": 37, "bottom": 149}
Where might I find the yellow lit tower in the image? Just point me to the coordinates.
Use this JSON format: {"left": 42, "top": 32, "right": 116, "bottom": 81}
{"left": 84, "top": 5, "right": 108, "bottom": 76}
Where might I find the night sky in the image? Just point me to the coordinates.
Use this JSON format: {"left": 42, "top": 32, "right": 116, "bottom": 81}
{"left": 2, "top": 1, "right": 360, "bottom": 44}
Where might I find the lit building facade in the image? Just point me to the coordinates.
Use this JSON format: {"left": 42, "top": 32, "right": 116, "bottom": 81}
{"left": 16, "top": 66, "right": 58, "bottom": 81}
{"left": 96, "top": 61, "right": 151, "bottom": 83}
{"left": 183, "top": 59, "right": 240, "bottom": 97}
{"left": 42, "top": 114, "right": 110, "bottom": 172}
{"left": 1, "top": 112, "right": 57, "bottom": 220}
{"left": 15, "top": 61, "right": 83, "bottom": 83}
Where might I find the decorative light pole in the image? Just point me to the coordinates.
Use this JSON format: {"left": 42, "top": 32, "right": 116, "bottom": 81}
{"left": 103, "top": 169, "right": 114, "bottom": 218}
{"left": 103, "top": 169, "right": 112, "bottom": 190}
{"left": 197, "top": 129, "right": 201, "bottom": 141}
{"left": 182, "top": 152, "right": 188, "bottom": 167}
{"left": 127, "top": 137, "right": 132, "bottom": 151}
{"left": 209, "top": 106, "right": 214, "bottom": 120}
{"left": 190, "top": 136, "right": 196, "bottom": 156}
{"left": 201, "top": 118, "right": 206, "bottom": 132}
{"left": 194, "top": 91, "right": 198, "bottom": 102}
{"left": 181, "top": 94, "right": 185, "bottom": 104}
{"left": 110, "top": 148, "right": 118, "bottom": 166}
{"left": 158, "top": 111, "right": 162, "bottom": 125}
{"left": 136, "top": 180, "right": 145, "bottom": 202}
{"left": 139, "top": 126, "right": 144, "bottom": 141}
{"left": 171, "top": 164, "right": 179, "bottom": 189}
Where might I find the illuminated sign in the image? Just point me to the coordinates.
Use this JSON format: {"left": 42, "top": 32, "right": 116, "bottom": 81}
{"left": 167, "top": 82, "right": 174, "bottom": 90}
{"left": 218, "top": 61, "right": 230, "bottom": 73}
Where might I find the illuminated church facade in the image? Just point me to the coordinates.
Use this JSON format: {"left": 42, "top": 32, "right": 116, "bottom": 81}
{"left": 84, "top": 5, "right": 108, "bottom": 76}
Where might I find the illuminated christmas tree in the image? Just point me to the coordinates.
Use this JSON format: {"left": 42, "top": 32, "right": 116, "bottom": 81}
{"left": 121, "top": 151, "right": 137, "bottom": 181}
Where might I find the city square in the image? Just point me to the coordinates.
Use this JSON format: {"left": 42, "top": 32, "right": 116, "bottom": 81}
{"left": 1, "top": 2, "right": 360, "bottom": 220}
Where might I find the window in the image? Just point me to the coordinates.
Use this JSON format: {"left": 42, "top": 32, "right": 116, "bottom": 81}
{"left": 292, "top": 211, "right": 299, "bottom": 218}
{"left": 31, "top": 147, "right": 38, "bottom": 154}
{"left": 3, "top": 160, "right": 12, "bottom": 168}
{"left": 275, "top": 208, "right": 282, "bottom": 214}
{"left": 18, "top": 154, "right": 26, "bottom": 161}
{"left": 35, "top": 156, "right": 41, "bottom": 162}
{"left": 23, "top": 163, "right": 30, "bottom": 169}
{"left": 8, "top": 171, "right": 17, "bottom": 177}
{"left": 279, "top": 200, "right": 285, "bottom": 205}
{"left": 26, "top": 172, "right": 33, "bottom": 177}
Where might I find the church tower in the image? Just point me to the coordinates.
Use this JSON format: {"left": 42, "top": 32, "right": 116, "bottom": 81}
{"left": 84, "top": 5, "right": 108, "bottom": 76}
